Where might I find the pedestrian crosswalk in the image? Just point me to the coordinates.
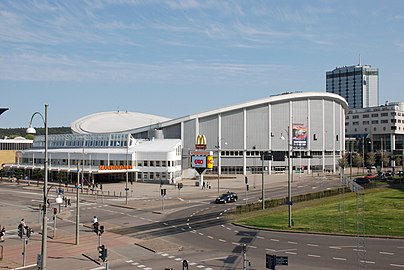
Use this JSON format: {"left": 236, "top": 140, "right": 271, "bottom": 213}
{"left": 123, "top": 253, "right": 215, "bottom": 270}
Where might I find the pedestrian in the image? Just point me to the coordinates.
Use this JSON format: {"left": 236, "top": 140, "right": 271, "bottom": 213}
{"left": 92, "top": 216, "right": 99, "bottom": 231}
{"left": 202, "top": 182, "right": 205, "bottom": 189}
{"left": 20, "top": 218, "right": 26, "bottom": 229}
{"left": 68, "top": 197, "right": 71, "bottom": 207}
{"left": 46, "top": 198, "right": 50, "bottom": 208}
{"left": 0, "top": 226, "right": 4, "bottom": 242}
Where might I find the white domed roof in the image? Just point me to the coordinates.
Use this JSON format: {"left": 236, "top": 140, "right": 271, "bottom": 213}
{"left": 71, "top": 111, "right": 170, "bottom": 134}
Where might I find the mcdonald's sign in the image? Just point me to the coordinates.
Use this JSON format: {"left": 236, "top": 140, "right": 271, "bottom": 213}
{"left": 195, "top": 134, "right": 207, "bottom": 150}
{"left": 207, "top": 155, "right": 213, "bottom": 169}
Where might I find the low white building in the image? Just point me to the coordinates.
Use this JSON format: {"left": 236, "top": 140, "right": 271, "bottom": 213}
{"left": 346, "top": 102, "right": 404, "bottom": 153}
{"left": 8, "top": 133, "right": 182, "bottom": 184}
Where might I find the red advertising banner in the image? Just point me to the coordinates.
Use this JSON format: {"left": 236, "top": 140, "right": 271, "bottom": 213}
{"left": 292, "top": 124, "right": 307, "bottom": 148}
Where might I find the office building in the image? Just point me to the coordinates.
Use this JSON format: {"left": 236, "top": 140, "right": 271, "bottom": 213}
{"left": 326, "top": 65, "right": 379, "bottom": 109}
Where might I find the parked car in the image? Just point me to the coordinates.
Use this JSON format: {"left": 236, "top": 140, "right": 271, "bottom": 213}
{"left": 215, "top": 192, "right": 238, "bottom": 204}
{"left": 364, "top": 174, "right": 377, "bottom": 179}
{"left": 354, "top": 177, "right": 370, "bottom": 185}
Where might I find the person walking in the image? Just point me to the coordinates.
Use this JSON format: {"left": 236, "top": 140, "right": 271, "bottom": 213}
{"left": 0, "top": 226, "right": 5, "bottom": 242}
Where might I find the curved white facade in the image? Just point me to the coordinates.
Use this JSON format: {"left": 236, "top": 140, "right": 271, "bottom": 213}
{"left": 71, "top": 111, "right": 170, "bottom": 134}
{"left": 131, "top": 92, "right": 349, "bottom": 175}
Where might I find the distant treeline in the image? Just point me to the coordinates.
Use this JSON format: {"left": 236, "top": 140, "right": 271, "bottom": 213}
{"left": 0, "top": 127, "right": 72, "bottom": 139}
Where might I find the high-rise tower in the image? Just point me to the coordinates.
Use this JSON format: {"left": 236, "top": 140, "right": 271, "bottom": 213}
{"left": 326, "top": 64, "right": 379, "bottom": 109}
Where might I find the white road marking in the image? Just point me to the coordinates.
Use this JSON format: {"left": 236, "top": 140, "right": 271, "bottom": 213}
{"left": 307, "top": 244, "right": 318, "bottom": 247}
{"left": 380, "top": 251, "right": 394, "bottom": 255}
{"left": 200, "top": 256, "right": 228, "bottom": 262}
{"left": 329, "top": 246, "right": 342, "bottom": 250}
{"left": 126, "top": 260, "right": 134, "bottom": 263}
{"left": 288, "top": 241, "right": 297, "bottom": 244}
{"left": 199, "top": 232, "right": 204, "bottom": 236}
{"left": 391, "top": 264, "right": 404, "bottom": 268}
{"left": 360, "top": 260, "right": 375, "bottom": 264}
{"left": 333, "top": 257, "right": 347, "bottom": 261}
{"left": 207, "top": 236, "right": 214, "bottom": 239}
{"left": 270, "top": 239, "right": 279, "bottom": 242}
{"left": 249, "top": 246, "right": 257, "bottom": 249}
{"left": 175, "top": 258, "right": 182, "bottom": 261}
{"left": 308, "top": 254, "right": 320, "bottom": 258}
{"left": 257, "top": 236, "right": 264, "bottom": 239}
{"left": 219, "top": 239, "right": 226, "bottom": 242}
{"left": 285, "top": 252, "right": 297, "bottom": 255}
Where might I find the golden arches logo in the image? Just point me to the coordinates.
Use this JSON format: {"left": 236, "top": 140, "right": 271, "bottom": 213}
{"left": 195, "top": 134, "right": 207, "bottom": 150}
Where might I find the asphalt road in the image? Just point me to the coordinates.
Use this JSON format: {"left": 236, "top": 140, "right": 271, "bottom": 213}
{"left": 1, "top": 175, "right": 404, "bottom": 270}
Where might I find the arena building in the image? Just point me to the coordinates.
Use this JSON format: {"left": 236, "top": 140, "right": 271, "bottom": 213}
{"left": 6, "top": 92, "right": 348, "bottom": 184}
{"left": 130, "top": 91, "right": 349, "bottom": 176}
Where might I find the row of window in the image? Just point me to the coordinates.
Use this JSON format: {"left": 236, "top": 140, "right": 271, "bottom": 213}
{"left": 348, "top": 119, "right": 403, "bottom": 125}
{"left": 137, "top": 160, "right": 181, "bottom": 167}
{"left": 0, "top": 142, "right": 32, "bottom": 151}
{"left": 139, "top": 171, "right": 181, "bottom": 181}
{"left": 21, "top": 158, "right": 180, "bottom": 168}
{"left": 347, "top": 112, "right": 403, "bottom": 119}
{"left": 348, "top": 126, "right": 401, "bottom": 133}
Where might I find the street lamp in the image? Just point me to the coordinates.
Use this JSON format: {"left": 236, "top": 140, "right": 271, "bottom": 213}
{"left": 280, "top": 127, "right": 292, "bottom": 227}
{"left": 26, "top": 104, "right": 48, "bottom": 270}
{"left": 125, "top": 135, "right": 130, "bottom": 205}
{"left": 215, "top": 138, "right": 227, "bottom": 193}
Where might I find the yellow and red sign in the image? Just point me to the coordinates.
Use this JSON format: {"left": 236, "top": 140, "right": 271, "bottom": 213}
{"left": 207, "top": 155, "right": 213, "bottom": 169}
{"left": 98, "top": 165, "right": 133, "bottom": 171}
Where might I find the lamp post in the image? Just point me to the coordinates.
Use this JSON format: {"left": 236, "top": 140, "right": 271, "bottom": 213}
{"left": 280, "top": 127, "right": 292, "bottom": 227}
{"left": 125, "top": 135, "right": 129, "bottom": 205}
{"left": 26, "top": 104, "right": 48, "bottom": 270}
{"left": 215, "top": 138, "right": 227, "bottom": 193}
{"left": 75, "top": 162, "right": 80, "bottom": 245}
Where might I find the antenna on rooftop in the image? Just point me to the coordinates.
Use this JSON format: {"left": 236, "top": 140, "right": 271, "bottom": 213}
{"left": 358, "top": 54, "right": 361, "bottom": 66}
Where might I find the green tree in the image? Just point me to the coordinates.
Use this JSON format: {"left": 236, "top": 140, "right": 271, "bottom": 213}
{"left": 353, "top": 153, "right": 364, "bottom": 173}
{"left": 382, "top": 153, "right": 390, "bottom": 169}
{"left": 366, "top": 152, "right": 376, "bottom": 167}
{"left": 338, "top": 154, "right": 349, "bottom": 171}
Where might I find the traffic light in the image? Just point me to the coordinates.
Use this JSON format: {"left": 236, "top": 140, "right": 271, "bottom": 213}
{"left": 26, "top": 227, "right": 31, "bottom": 238}
{"left": 93, "top": 223, "right": 99, "bottom": 234}
{"left": 99, "top": 225, "right": 104, "bottom": 235}
{"left": 18, "top": 224, "right": 23, "bottom": 238}
{"left": 98, "top": 245, "right": 107, "bottom": 261}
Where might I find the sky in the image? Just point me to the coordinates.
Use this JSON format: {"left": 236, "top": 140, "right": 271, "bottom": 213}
{"left": 1, "top": 0, "right": 404, "bottom": 128}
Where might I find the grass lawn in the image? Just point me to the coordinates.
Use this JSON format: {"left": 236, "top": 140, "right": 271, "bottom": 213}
{"left": 233, "top": 187, "right": 404, "bottom": 237}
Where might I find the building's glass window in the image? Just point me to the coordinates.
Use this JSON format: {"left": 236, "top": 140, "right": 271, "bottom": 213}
{"left": 363, "top": 114, "right": 369, "bottom": 118}
{"left": 371, "top": 113, "right": 379, "bottom": 117}
{"left": 363, "top": 121, "right": 369, "bottom": 125}
{"left": 371, "top": 120, "right": 378, "bottom": 124}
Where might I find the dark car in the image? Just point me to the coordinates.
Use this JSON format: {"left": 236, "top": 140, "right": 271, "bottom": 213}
{"left": 215, "top": 192, "right": 238, "bottom": 204}
{"left": 354, "top": 177, "right": 370, "bottom": 185}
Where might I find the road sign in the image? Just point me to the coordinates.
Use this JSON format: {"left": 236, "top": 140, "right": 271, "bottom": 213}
{"left": 266, "top": 254, "right": 275, "bottom": 269}
{"left": 266, "top": 254, "right": 288, "bottom": 269}
{"left": 276, "top": 256, "right": 288, "bottom": 265}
